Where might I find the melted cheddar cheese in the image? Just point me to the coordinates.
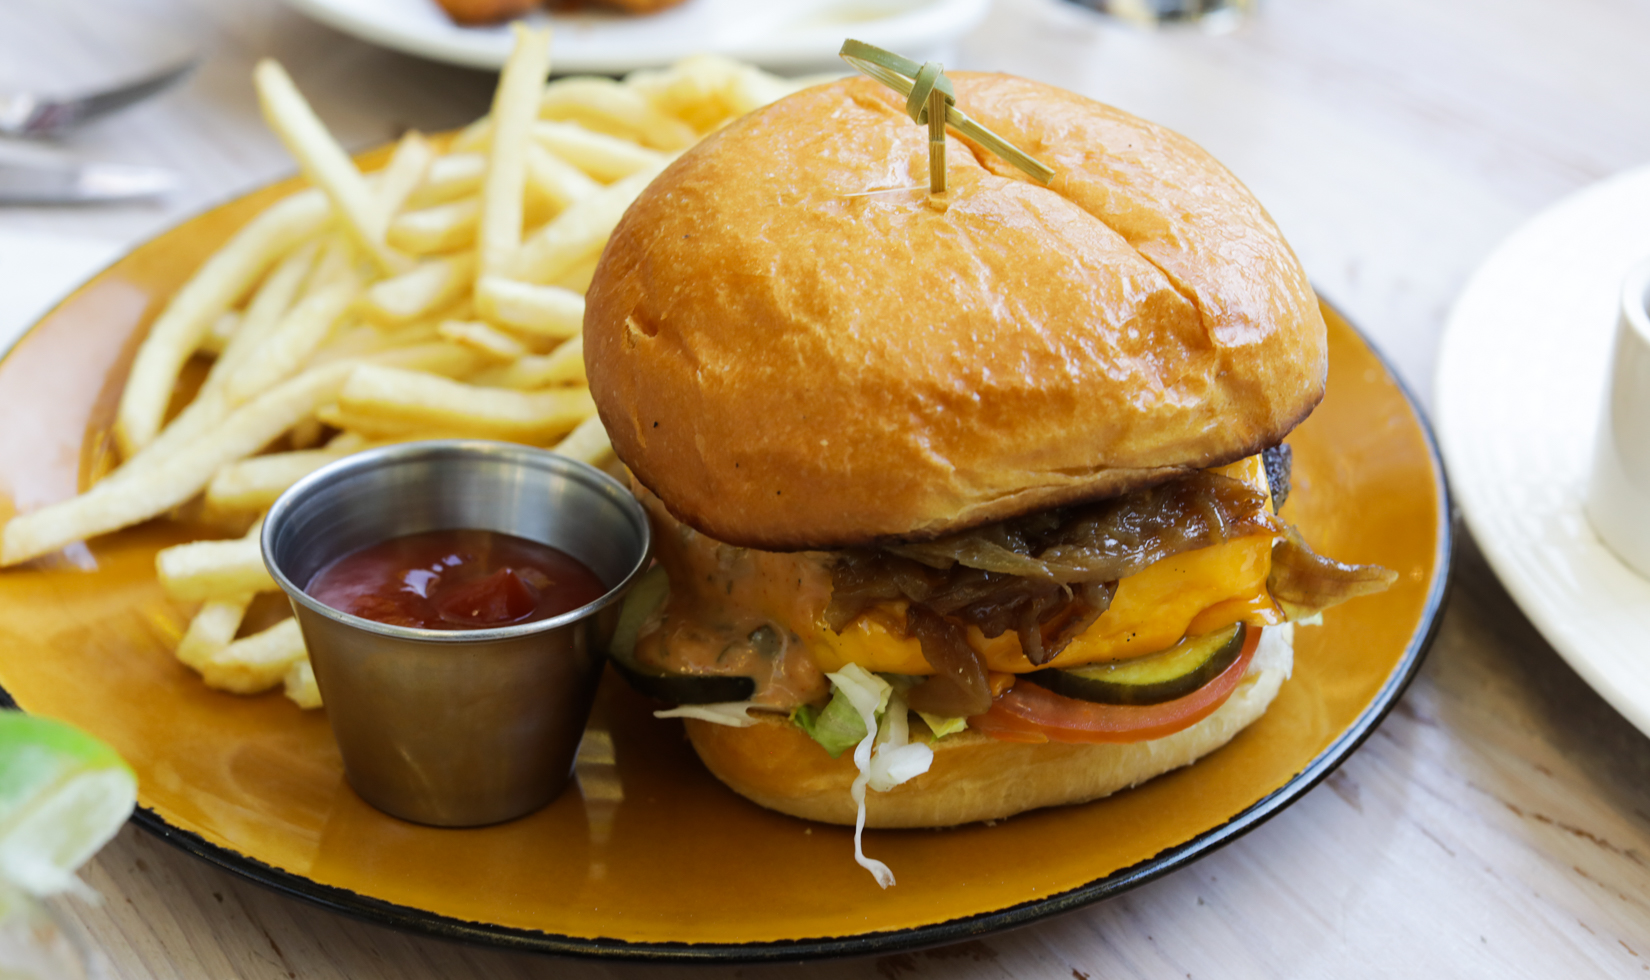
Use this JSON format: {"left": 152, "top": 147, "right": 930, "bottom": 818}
{"left": 807, "top": 456, "right": 1283, "bottom": 673}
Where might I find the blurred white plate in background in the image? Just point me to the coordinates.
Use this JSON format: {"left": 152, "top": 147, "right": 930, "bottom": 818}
{"left": 1436, "top": 165, "right": 1650, "bottom": 738}
{"left": 285, "top": 0, "right": 990, "bottom": 74}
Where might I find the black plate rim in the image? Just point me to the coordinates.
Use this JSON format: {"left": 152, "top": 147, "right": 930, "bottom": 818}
{"left": 0, "top": 301, "right": 1454, "bottom": 964}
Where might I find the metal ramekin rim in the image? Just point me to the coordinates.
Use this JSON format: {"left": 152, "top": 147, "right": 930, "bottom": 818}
{"left": 261, "top": 439, "right": 651, "bottom": 644}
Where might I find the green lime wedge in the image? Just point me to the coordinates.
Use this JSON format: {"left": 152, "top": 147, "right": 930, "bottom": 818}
{"left": 0, "top": 712, "right": 136, "bottom": 899}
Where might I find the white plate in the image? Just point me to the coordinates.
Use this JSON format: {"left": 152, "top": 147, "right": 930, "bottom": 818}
{"left": 1436, "top": 165, "right": 1650, "bottom": 737}
{"left": 285, "top": 0, "right": 991, "bottom": 74}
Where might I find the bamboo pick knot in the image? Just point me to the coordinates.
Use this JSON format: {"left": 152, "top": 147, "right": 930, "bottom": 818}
{"left": 839, "top": 39, "right": 1057, "bottom": 194}
{"left": 904, "top": 61, "right": 954, "bottom": 126}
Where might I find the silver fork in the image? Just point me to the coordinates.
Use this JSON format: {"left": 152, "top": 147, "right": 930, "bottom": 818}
{"left": 0, "top": 58, "right": 197, "bottom": 139}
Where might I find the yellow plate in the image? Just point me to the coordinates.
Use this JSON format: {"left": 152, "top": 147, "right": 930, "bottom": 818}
{"left": 0, "top": 175, "right": 1450, "bottom": 960}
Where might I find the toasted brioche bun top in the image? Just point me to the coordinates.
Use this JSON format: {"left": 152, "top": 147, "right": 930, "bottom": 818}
{"left": 585, "top": 73, "right": 1327, "bottom": 551}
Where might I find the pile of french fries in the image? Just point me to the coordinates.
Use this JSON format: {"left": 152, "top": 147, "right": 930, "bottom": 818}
{"left": 0, "top": 28, "right": 805, "bottom": 710}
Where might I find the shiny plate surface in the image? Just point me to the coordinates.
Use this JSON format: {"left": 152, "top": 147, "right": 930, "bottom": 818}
{"left": 0, "top": 173, "right": 1450, "bottom": 960}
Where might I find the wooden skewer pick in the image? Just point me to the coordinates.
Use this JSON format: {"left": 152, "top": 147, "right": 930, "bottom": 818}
{"left": 839, "top": 38, "right": 1057, "bottom": 198}
{"left": 927, "top": 84, "right": 948, "bottom": 194}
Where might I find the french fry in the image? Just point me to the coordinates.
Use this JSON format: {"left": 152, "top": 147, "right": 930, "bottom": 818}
{"left": 626, "top": 54, "right": 802, "bottom": 130}
{"left": 200, "top": 310, "right": 242, "bottom": 357}
{"left": 200, "top": 618, "right": 306, "bottom": 695}
{"left": 550, "top": 412, "right": 612, "bottom": 466}
{"left": 104, "top": 387, "right": 232, "bottom": 493}
{"left": 369, "top": 131, "right": 436, "bottom": 237}
{"left": 303, "top": 234, "right": 364, "bottom": 295}
{"left": 2, "top": 363, "right": 354, "bottom": 566}
{"left": 288, "top": 416, "right": 326, "bottom": 450}
{"left": 306, "top": 322, "right": 401, "bottom": 366}
{"left": 550, "top": 254, "right": 600, "bottom": 294}
{"left": 475, "top": 276, "right": 584, "bottom": 338}
{"left": 511, "top": 166, "right": 662, "bottom": 283}
{"left": 12, "top": 53, "right": 808, "bottom": 711}
{"left": 525, "top": 143, "right": 600, "bottom": 214}
{"left": 387, "top": 196, "right": 480, "bottom": 255}
{"left": 176, "top": 594, "right": 255, "bottom": 672}
{"left": 223, "top": 280, "right": 358, "bottom": 404}
{"left": 156, "top": 516, "right": 276, "bottom": 602}
{"left": 450, "top": 115, "right": 492, "bottom": 154}
{"left": 102, "top": 335, "right": 469, "bottom": 505}
{"left": 7, "top": 345, "right": 478, "bottom": 569}
{"left": 254, "top": 60, "right": 409, "bottom": 276}
{"left": 207, "top": 449, "right": 350, "bottom": 515}
{"left": 284, "top": 658, "right": 322, "bottom": 709}
{"left": 332, "top": 364, "right": 596, "bottom": 443}
{"left": 497, "top": 335, "right": 585, "bottom": 388}
{"left": 101, "top": 236, "right": 323, "bottom": 483}
{"left": 101, "top": 240, "right": 333, "bottom": 486}
{"left": 538, "top": 76, "right": 698, "bottom": 150}
{"left": 327, "top": 431, "right": 372, "bottom": 452}
{"left": 211, "top": 240, "right": 323, "bottom": 384}
{"left": 358, "top": 253, "right": 475, "bottom": 324}
{"left": 157, "top": 537, "right": 274, "bottom": 601}
{"left": 532, "top": 121, "right": 669, "bottom": 182}
{"left": 438, "top": 319, "right": 529, "bottom": 360}
{"left": 406, "top": 152, "right": 486, "bottom": 209}
{"left": 363, "top": 341, "right": 485, "bottom": 378}
{"left": 478, "top": 24, "right": 554, "bottom": 279}
{"left": 114, "top": 188, "right": 329, "bottom": 457}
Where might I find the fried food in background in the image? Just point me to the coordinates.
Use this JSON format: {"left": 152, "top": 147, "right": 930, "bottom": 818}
{"left": 436, "top": 0, "right": 539, "bottom": 26}
{"left": 595, "top": 0, "right": 691, "bottom": 12}
{"left": 436, "top": 0, "right": 690, "bottom": 26}
{"left": 0, "top": 27, "right": 805, "bottom": 710}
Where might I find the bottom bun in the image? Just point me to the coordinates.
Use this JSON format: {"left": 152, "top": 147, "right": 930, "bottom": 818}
{"left": 685, "top": 624, "right": 1294, "bottom": 828}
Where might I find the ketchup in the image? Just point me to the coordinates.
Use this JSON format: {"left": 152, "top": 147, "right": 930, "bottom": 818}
{"left": 306, "top": 529, "right": 607, "bottom": 630}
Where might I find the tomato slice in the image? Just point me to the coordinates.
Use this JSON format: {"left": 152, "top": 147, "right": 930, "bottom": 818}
{"left": 969, "top": 626, "right": 1263, "bottom": 744}
{"left": 433, "top": 567, "right": 539, "bottom": 627}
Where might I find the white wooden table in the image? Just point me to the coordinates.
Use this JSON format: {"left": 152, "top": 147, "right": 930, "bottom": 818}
{"left": 6, "top": 0, "right": 1650, "bottom": 975}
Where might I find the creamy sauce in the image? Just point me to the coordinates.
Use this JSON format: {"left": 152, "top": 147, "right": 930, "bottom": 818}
{"left": 633, "top": 488, "right": 831, "bottom": 706}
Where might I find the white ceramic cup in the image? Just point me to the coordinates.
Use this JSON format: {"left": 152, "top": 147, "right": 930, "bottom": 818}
{"left": 1586, "top": 256, "right": 1650, "bottom": 579}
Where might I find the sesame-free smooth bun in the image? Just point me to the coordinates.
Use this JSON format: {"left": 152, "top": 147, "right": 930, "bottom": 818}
{"left": 584, "top": 73, "right": 1327, "bottom": 551}
{"left": 685, "top": 624, "right": 1294, "bottom": 828}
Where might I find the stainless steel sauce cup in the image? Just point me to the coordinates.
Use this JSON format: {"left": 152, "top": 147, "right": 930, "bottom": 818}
{"left": 261, "top": 440, "right": 650, "bottom": 828}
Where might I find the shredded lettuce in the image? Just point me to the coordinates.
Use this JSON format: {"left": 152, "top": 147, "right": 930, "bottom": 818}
{"left": 915, "top": 711, "right": 969, "bottom": 739}
{"left": 815, "top": 664, "right": 934, "bottom": 889}
{"left": 797, "top": 675, "right": 968, "bottom": 751}
{"left": 829, "top": 664, "right": 896, "bottom": 888}
{"left": 868, "top": 693, "right": 933, "bottom": 793}
{"left": 791, "top": 692, "right": 871, "bottom": 758}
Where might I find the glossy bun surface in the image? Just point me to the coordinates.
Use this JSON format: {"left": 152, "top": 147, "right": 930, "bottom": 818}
{"left": 585, "top": 73, "right": 1326, "bottom": 549}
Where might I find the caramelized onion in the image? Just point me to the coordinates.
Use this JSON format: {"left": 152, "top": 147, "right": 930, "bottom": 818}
{"left": 828, "top": 472, "right": 1280, "bottom": 677}
{"left": 903, "top": 606, "right": 993, "bottom": 716}
{"left": 886, "top": 472, "right": 1274, "bottom": 585}
{"left": 1268, "top": 526, "right": 1398, "bottom": 619}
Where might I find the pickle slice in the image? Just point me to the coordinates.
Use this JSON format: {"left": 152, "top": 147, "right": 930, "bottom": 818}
{"left": 607, "top": 566, "right": 757, "bottom": 704}
{"left": 609, "top": 656, "right": 757, "bottom": 705}
{"left": 1023, "top": 623, "right": 1247, "bottom": 705}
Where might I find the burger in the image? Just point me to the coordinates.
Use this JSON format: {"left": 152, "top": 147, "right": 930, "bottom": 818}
{"left": 582, "top": 71, "right": 1394, "bottom": 886}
